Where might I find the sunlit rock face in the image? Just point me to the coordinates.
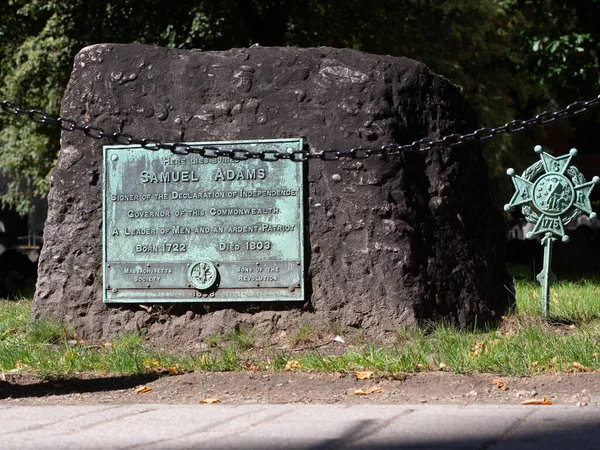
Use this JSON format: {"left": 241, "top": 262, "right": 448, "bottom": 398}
{"left": 32, "top": 44, "right": 513, "bottom": 345}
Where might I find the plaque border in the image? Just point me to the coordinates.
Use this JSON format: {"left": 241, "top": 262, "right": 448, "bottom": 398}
{"left": 102, "top": 138, "right": 305, "bottom": 303}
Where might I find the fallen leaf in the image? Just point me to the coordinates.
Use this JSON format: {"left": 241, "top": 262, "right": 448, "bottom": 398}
{"left": 61, "top": 349, "right": 75, "bottom": 362}
{"left": 521, "top": 398, "right": 552, "bottom": 405}
{"left": 469, "top": 341, "right": 487, "bottom": 357}
{"left": 492, "top": 379, "right": 509, "bottom": 391}
{"left": 366, "top": 385, "right": 382, "bottom": 394}
{"left": 144, "top": 359, "right": 175, "bottom": 374}
{"left": 355, "top": 370, "right": 373, "bottom": 380}
{"left": 353, "top": 385, "right": 383, "bottom": 395}
{"left": 284, "top": 360, "right": 301, "bottom": 371}
{"left": 145, "top": 359, "right": 160, "bottom": 369}
{"left": 201, "top": 398, "right": 221, "bottom": 404}
{"left": 14, "top": 361, "right": 30, "bottom": 371}
{"left": 572, "top": 362, "right": 589, "bottom": 372}
{"left": 135, "top": 386, "right": 152, "bottom": 394}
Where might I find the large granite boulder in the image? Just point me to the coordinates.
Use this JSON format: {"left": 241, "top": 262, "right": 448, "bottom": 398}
{"left": 31, "top": 44, "right": 513, "bottom": 344}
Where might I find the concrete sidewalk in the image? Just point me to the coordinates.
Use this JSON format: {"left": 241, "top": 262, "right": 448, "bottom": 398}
{"left": 1, "top": 404, "right": 599, "bottom": 449}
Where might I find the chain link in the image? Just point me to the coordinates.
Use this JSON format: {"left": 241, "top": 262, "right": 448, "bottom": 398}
{"left": 2, "top": 95, "right": 600, "bottom": 161}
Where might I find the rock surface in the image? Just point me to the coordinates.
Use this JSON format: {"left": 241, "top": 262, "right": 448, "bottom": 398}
{"left": 32, "top": 44, "right": 513, "bottom": 345}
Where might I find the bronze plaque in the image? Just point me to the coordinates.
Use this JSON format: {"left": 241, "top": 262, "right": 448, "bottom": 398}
{"left": 103, "top": 139, "right": 304, "bottom": 302}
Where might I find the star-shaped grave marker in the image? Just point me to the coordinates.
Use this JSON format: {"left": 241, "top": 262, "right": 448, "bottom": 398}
{"left": 504, "top": 145, "right": 599, "bottom": 317}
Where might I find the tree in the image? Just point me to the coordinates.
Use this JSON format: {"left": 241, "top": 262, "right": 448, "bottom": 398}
{"left": 0, "top": 1, "right": 223, "bottom": 213}
{"left": 1, "top": 0, "right": 598, "bottom": 213}
{"left": 504, "top": 0, "right": 600, "bottom": 154}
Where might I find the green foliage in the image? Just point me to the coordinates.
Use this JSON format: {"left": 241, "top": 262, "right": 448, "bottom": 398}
{"left": 24, "top": 318, "right": 72, "bottom": 344}
{"left": 508, "top": 0, "right": 600, "bottom": 101}
{"left": 4, "top": 275, "right": 600, "bottom": 378}
{"left": 1, "top": 0, "right": 598, "bottom": 212}
{"left": 514, "top": 276, "right": 600, "bottom": 323}
{"left": 105, "top": 332, "right": 154, "bottom": 373}
{"left": 204, "top": 325, "right": 257, "bottom": 352}
{"left": 288, "top": 320, "right": 314, "bottom": 347}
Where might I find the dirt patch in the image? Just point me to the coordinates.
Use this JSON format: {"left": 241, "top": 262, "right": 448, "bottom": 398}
{"left": 2, "top": 371, "right": 599, "bottom": 407}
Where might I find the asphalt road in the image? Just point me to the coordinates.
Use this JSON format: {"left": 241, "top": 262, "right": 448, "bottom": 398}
{"left": 2, "top": 404, "right": 600, "bottom": 449}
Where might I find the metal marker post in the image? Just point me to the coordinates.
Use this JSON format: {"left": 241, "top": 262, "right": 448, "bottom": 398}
{"left": 537, "top": 233, "right": 557, "bottom": 317}
{"left": 505, "top": 145, "right": 599, "bottom": 319}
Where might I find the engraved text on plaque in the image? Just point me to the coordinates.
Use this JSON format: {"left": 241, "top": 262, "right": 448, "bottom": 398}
{"left": 103, "top": 139, "right": 304, "bottom": 303}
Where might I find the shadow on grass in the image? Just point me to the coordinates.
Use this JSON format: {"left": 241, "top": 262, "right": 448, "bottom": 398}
{"left": 508, "top": 264, "right": 600, "bottom": 284}
{"left": 0, "top": 373, "right": 160, "bottom": 400}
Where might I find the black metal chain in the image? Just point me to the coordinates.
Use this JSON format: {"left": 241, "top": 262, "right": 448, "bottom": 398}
{"left": 2, "top": 95, "right": 600, "bottom": 161}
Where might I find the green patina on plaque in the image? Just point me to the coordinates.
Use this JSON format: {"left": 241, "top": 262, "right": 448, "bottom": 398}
{"left": 102, "top": 138, "right": 305, "bottom": 303}
{"left": 505, "top": 145, "right": 599, "bottom": 317}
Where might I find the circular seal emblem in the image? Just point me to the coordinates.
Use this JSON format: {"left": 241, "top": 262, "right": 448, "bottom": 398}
{"left": 504, "top": 145, "right": 599, "bottom": 241}
{"left": 532, "top": 173, "right": 575, "bottom": 216}
{"left": 188, "top": 261, "right": 218, "bottom": 290}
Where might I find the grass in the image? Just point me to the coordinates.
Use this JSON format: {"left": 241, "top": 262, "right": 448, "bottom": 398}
{"left": 514, "top": 277, "right": 600, "bottom": 322}
{"left": 2, "top": 274, "right": 600, "bottom": 379}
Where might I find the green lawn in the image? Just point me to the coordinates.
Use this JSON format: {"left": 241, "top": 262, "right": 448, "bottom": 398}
{"left": 2, "top": 275, "right": 600, "bottom": 379}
